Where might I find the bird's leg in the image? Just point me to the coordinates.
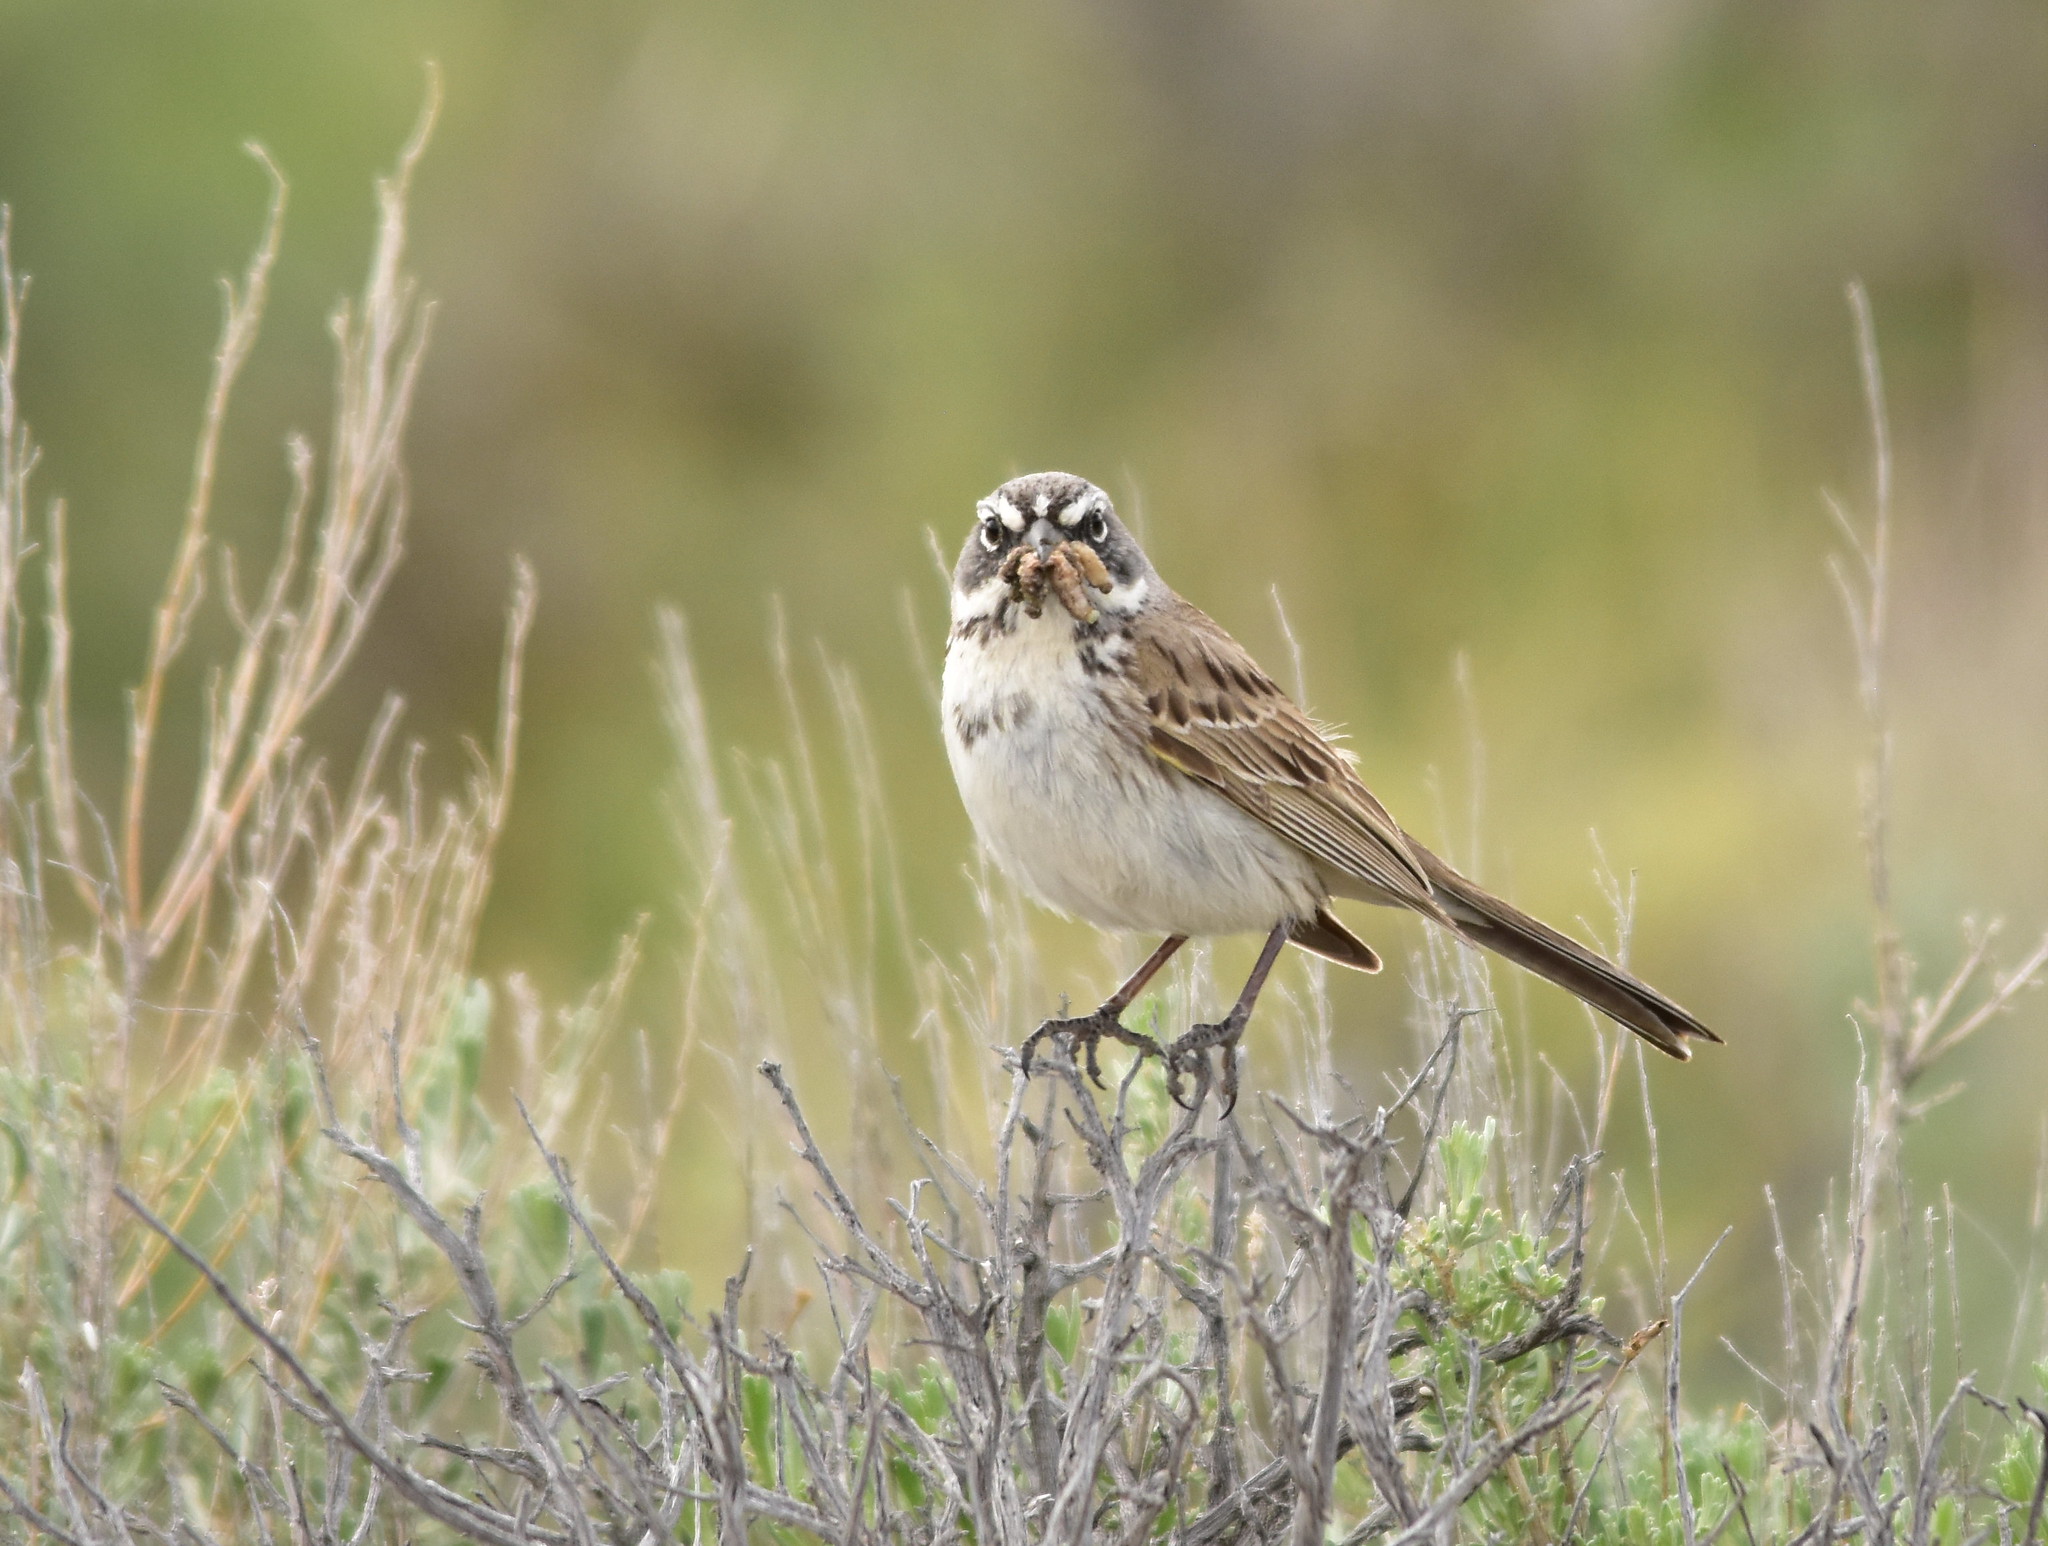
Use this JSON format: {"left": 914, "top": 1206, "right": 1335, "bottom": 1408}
{"left": 1021, "top": 935, "right": 1187, "bottom": 1088}
{"left": 1168, "top": 922, "right": 1290, "bottom": 1115}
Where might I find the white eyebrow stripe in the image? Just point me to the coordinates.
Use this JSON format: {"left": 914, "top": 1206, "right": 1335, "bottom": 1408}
{"left": 1057, "top": 492, "right": 1099, "bottom": 527}
{"left": 982, "top": 494, "right": 1026, "bottom": 531}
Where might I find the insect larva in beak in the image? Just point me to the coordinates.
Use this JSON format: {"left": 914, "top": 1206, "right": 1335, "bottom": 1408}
{"left": 1045, "top": 548, "right": 1100, "bottom": 624}
{"left": 1065, "top": 542, "right": 1113, "bottom": 594}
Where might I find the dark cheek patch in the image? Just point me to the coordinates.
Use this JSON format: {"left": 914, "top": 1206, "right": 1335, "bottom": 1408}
{"left": 960, "top": 539, "right": 1023, "bottom": 596}
{"left": 1117, "top": 553, "right": 1145, "bottom": 591}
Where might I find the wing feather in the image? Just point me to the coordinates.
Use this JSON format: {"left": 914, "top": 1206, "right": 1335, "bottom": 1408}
{"left": 1125, "top": 594, "right": 1719, "bottom": 1057}
{"left": 1133, "top": 598, "right": 1438, "bottom": 910}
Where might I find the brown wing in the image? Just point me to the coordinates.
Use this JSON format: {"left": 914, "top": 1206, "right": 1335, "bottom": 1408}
{"left": 1130, "top": 597, "right": 1720, "bottom": 1056}
{"left": 1132, "top": 596, "right": 1442, "bottom": 914}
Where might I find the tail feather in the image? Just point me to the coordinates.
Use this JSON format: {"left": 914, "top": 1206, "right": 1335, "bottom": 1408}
{"left": 1289, "top": 907, "right": 1383, "bottom": 973}
{"left": 1415, "top": 848, "right": 1719, "bottom": 1060}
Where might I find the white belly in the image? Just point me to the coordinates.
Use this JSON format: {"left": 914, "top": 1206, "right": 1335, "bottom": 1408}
{"left": 941, "top": 612, "right": 1324, "bottom": 937}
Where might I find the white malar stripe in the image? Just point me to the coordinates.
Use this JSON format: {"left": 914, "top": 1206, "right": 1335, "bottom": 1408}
{"left": 952, "top": 573, "right": 1010, "bottom": 621}
{"left": 1094, "top": 574, "right": 1148, "bottom": 615}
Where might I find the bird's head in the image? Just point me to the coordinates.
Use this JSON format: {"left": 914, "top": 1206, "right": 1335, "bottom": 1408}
{"left": 952, "top": 471, "right": 1152, "bottom": 621}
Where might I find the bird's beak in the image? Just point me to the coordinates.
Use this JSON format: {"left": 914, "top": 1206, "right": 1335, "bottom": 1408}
{"left": 1026, "top": 517, "right": 1062, "bottom": 558}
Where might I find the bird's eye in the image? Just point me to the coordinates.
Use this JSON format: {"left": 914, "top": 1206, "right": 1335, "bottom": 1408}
{"left": 1087, "top": 510, "right": 1108, "bottom": 543}
{"left": 979, "top": 516, "right": 1003, "bottom": 551}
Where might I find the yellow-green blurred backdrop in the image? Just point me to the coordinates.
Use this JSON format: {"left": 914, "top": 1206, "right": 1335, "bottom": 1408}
{"left": 5, "top": 0, "right": 2046, "bottom": 1392}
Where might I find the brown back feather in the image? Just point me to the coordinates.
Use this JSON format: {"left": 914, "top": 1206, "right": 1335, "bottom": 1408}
{"left": 1133, "top": 596, "right": 1438, "bottom": 910}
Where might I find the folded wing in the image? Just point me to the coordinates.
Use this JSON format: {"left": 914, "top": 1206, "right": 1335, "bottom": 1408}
{"left": 1132, "top": 597, "right": 1441, "bottom": 914}
{"left": 1131, "top": 594, "right": 1720, "bottom": 1058}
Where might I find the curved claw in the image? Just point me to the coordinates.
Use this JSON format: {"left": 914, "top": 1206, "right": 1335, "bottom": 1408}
{"left": 1021, "top": 1009, "right": 1164, "bottom": 1087}
{"left": 1165, "top": 1012, "right": 1249, "bottom": 1116}
{"left": 1082, "top": 1029, "right": 1108, "bottom": 1089}
{"left": 1018, "top": 1023, "right": 1051, "bottom": 1079}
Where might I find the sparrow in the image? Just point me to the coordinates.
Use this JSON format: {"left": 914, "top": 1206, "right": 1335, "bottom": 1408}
{"left": 941, "top": 471, "right": 1718, "bottom": 1110}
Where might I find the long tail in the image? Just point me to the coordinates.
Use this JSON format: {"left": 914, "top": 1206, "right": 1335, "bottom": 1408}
{"left": 1414, "top": 846, "right": 1720, "bottom": 1060}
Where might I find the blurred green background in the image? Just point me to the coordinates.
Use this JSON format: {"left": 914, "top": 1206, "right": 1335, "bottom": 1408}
{"left": 4, "top": 0, "right": 2046, "bottom": 1389}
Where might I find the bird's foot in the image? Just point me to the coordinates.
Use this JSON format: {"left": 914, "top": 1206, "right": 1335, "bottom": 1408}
{"left": 1166, "top": 1009, "right": 1250, "bottom": 1116}
{"left": 1020, "top": 1008, "right": 1164, "bottom": 1089}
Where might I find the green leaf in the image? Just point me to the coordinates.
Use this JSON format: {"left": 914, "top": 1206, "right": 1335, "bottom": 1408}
{"left": 417, "top": 1353, "right": 455, "bottom": 1416}
{"left": 879, "top": 1363, "right": 951, "bottom": 1433}
{"left": 1045, "top": 1302, "right": 1080, "bottom": 1365}
{"left": 743, "top": 1372, "right": 775, "bottom": 1476}
{"left": 889, "top": 1456, "right": 929, "bottom": 1509}
{"left": 351, "top": 1266, "right": 382, "bottom": 1308}
{"left": 511, "top": 1183, "right": 570, "bottom": 1270}
{"left": 451, "top": 980, "right": 492, "bottom": 1101}
{"left": 646, "top": 1268, "right": 694, "bottom": 1337}
{"left": 109, "top": 1336, "right": 154, "bottom": 1406}
{"left": 179, "top": 1345, "right": 224, "bottom": 1410}
{"left": 1438, "top": 1118, "right": 1495, "bottom": 1210}
{"left": 1932, "top": 1497, "right": 1960, "bottom": 1544}
{"left": 1994, "top": 1433, "right": 2038, "bottom": 1502}
{"left": 0, "top": 1118, "right": 30, "bottom": 1199}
